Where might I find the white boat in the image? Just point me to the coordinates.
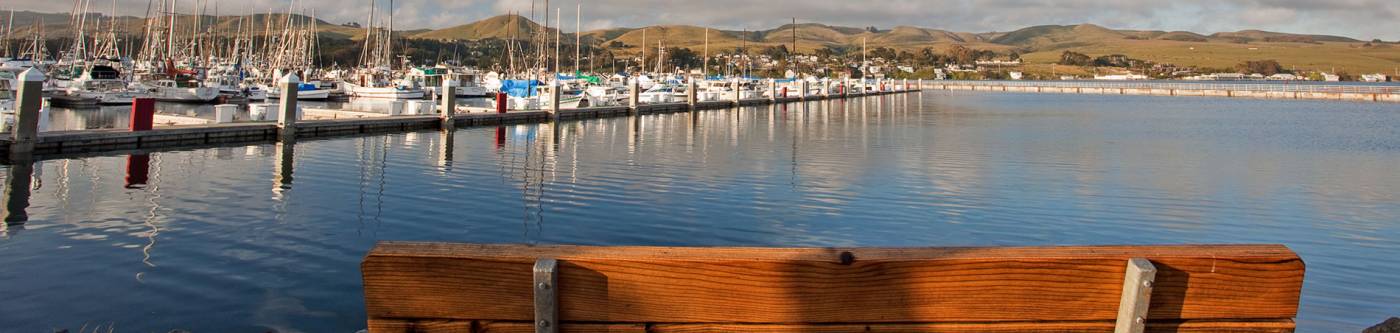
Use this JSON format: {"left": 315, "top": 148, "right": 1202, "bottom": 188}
{"left": 138, "top": 79, "right": 220, "bottom": 102}
{"left": 65, "top": 65, "right": 140, "bottom": 105}
{"left": 265, "top": 82, "right": 333, "bottom": 100}
{"left": 1093, "top": 74, "right": 1149, "bottom": 80}
{"left": 344, "top": 82, "right": 425, "bottom": 100}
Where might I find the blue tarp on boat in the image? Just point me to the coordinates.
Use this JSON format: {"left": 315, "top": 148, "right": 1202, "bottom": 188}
{"left": 501, "top": 79, "right": 541, "bottom": 97}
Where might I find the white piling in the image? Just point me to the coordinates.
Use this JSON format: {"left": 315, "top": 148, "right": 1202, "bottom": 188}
{"left": 277, "top": 74, "right": 300, "bottom": 140}
{"left": 9, "top": 68, "right": 45, "bottom": 155}
{"left": 440, "top": 79, "right": 457, "bottom": 129}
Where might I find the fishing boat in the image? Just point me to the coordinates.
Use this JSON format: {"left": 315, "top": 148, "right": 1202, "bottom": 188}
{"left": 65, "top": 64, "right": 139, "bottom": 105}
{"left": 344, "top": 79, "right": 425, "bottom": 100}
{"left": 136, "top": 78, "right": 220, "bottom": 103}
{"left": 267, "top": 81, "right": 333, "bottom": 100}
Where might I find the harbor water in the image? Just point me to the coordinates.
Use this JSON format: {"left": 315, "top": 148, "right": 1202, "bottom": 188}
{"left": 2, "top": 91, "right": 1398, "bottom": 332}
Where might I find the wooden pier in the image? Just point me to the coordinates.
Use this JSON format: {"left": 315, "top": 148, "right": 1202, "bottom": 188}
{"left": 360, "top": 242, "right": 1305, "bottom": 333}
{"left": 1, "top": 72, "right": 916, "bottom": 162}
{"left": 925, "top": 80, "right": 1400, "bottom": 103}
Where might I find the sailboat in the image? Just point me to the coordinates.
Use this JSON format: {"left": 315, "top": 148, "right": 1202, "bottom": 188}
{"left": 130, "top": 0, "right": 219, "bottom": 103}
{"left": 343, "top": 0, "right": 424, "bottom": 100}
{"left": 60, "top": 0, "right": 141, "bottom": 105}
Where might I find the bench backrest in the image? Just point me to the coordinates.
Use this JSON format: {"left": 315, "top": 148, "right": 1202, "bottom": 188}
{"left": 362, "top": 242, "right": 1304, "bottom": 333}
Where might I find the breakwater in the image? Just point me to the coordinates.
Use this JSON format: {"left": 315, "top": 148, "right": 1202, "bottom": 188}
{"left": 926, "top": 80, "right": 1400, "bottom": 102}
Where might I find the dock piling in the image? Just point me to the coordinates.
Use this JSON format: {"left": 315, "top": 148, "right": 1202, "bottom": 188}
{"left": 769, "top": 80, "right": 778, "bottom": 103}
{"left": 800, "top": 80, "right": 809, "bottom": 101}
{"left": 8, "top": 68, "right": 44, "bottom": 156}
{"left": 277, "top": 74, "right": 300, "bottom": 140}
{"left": 731, "top": 78, "right": 741, "bottom": 106}
{"left": 687, "top": 79, "right": 698, "bottom": 110}
{"left": 129, "top": 98, "right": 155, "bottom": 131}
{"left": 549, "top": 82, "right": 561, "bottom": 120}
{"left": 495, "top": 92, "right": 508, "bottom": 114}
{"left": 440, "top": 79, "right": 457, "bottom": 129}
{"left": 629, "top": 79, "right": 641, "bottom": 114}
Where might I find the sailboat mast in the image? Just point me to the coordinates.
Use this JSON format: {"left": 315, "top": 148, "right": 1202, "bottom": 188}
{"left": 640, "top": 28, "right": 645, "bottom": 74}
{"left": 167, "top": 0, "right": 176, "bottom": 59}
{"left": 388, "top": 0, "right": 394, "bottom": 70}
{"left": 554, "top": 8, "right": 560, "bottom": 74}
{"left": 574, "top": 2, "right": 580, "bottom": 74}
{"left": 361, "top": 0, "right": 373, "bottom": 68}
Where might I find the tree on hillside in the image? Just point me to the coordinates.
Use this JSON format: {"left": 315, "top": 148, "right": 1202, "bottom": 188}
{"left": 668, "top": 47, "right": 701, "bottom": 69}
{"left": 870, "top": 47, "right": 897, "bottom": 61}
{"left": 1236, "top": 60, "right": 1285, "bottom": 75}
{"left": 947, "top": 45, "right": 976, "bottom": 64}
{"left": 761, "top": 45, "right": 789, "bottom": 60}
{"left": 1058, "top": 50, "right": 1090, "bottom": 66}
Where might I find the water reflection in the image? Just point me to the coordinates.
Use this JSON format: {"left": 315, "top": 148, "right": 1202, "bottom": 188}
{"left": 2, "top": 158, "right": 35, "bottom": 228}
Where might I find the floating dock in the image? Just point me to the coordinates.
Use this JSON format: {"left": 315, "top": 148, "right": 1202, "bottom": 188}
{"left": 1, "top": 76, "right": 918, "bottom": 162}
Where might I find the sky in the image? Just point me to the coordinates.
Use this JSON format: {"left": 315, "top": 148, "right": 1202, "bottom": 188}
{"left": 9, "top": 0, "right": 1399, "bottom": 40}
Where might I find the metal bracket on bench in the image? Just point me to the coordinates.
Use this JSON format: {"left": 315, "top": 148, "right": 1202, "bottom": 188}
{"left": 534, "top": 258, "right": 559, "bottom": 333}
{"left": 1114, "top": 258, "right": 1158, "bottom": 333}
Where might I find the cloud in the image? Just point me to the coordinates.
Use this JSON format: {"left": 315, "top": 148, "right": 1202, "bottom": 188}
{"left": 6, "top": 0, "right": 1398, "bottom": 39}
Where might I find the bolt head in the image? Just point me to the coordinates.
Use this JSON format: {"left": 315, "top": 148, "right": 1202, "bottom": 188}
{"left": 1143, "top": 280, "right": 1153, "bottom": 288}
{"left": 538, "top": 320, "right": 550, "bottom": 328}
{"left": 538, "top": 282, "right": 550, "bottom": 290}
{"left": 1136, "top": 317, "right": 1145, "bottom": 324}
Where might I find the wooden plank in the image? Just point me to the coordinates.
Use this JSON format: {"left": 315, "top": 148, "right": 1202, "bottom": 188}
{"left": 646, "top": 320, "right": 1296, "bottom": 333}
{"left": 367, "top": 318, "right": 474, "bottom": 333}
{"left": 379, "top": 320, "right": 1293, "bottom": 333}
{"left": 479, "top": 322, "right": 646, "bottom": 333}
{"left": 1114, "top": 258, "right": 1158, "bottom": 333}
{"left": 362, "top": 243, "right": 1303, "bottom": 324}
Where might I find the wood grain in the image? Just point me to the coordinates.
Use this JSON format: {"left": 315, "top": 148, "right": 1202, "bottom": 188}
{"left": 385, "top": 320, "right": 1295, "bottom": 333}
{"left": 363, "top": 243, "right": 1303, "bottom": 325}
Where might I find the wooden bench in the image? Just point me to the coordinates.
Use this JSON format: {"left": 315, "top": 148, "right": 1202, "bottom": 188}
{"left": 362, "top": 242, "right": 1305, "bottom": 333}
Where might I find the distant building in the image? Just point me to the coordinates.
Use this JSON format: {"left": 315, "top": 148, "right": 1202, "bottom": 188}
{"left": 975, "top": 59, "right": 1022, "bottom": 66}
{"left": 1094, "top": 73, "right": 1148, "bottom": 80}
{"left": 1267, "top": 73, "right": 1300, "bottom": 81}
{"left": 1009, "top": 72, "right": 1024, "bottom": 80}
{"left": 1361, "top": 73, "right": 1389, "bottom": 82}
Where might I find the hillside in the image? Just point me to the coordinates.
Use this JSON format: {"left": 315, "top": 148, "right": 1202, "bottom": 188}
{"left": 5, "top": 10, "right": 1396, "bottom": 73}
{"left": 411, "top": 14, "right": 542, "bottom": 41}
{"left": 5, "top": 12, "right": 365, "bottom": 40}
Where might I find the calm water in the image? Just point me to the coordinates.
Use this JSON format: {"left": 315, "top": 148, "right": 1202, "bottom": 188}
{"left": 2, "top": 91, "right": 1399, "bottom": 332}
